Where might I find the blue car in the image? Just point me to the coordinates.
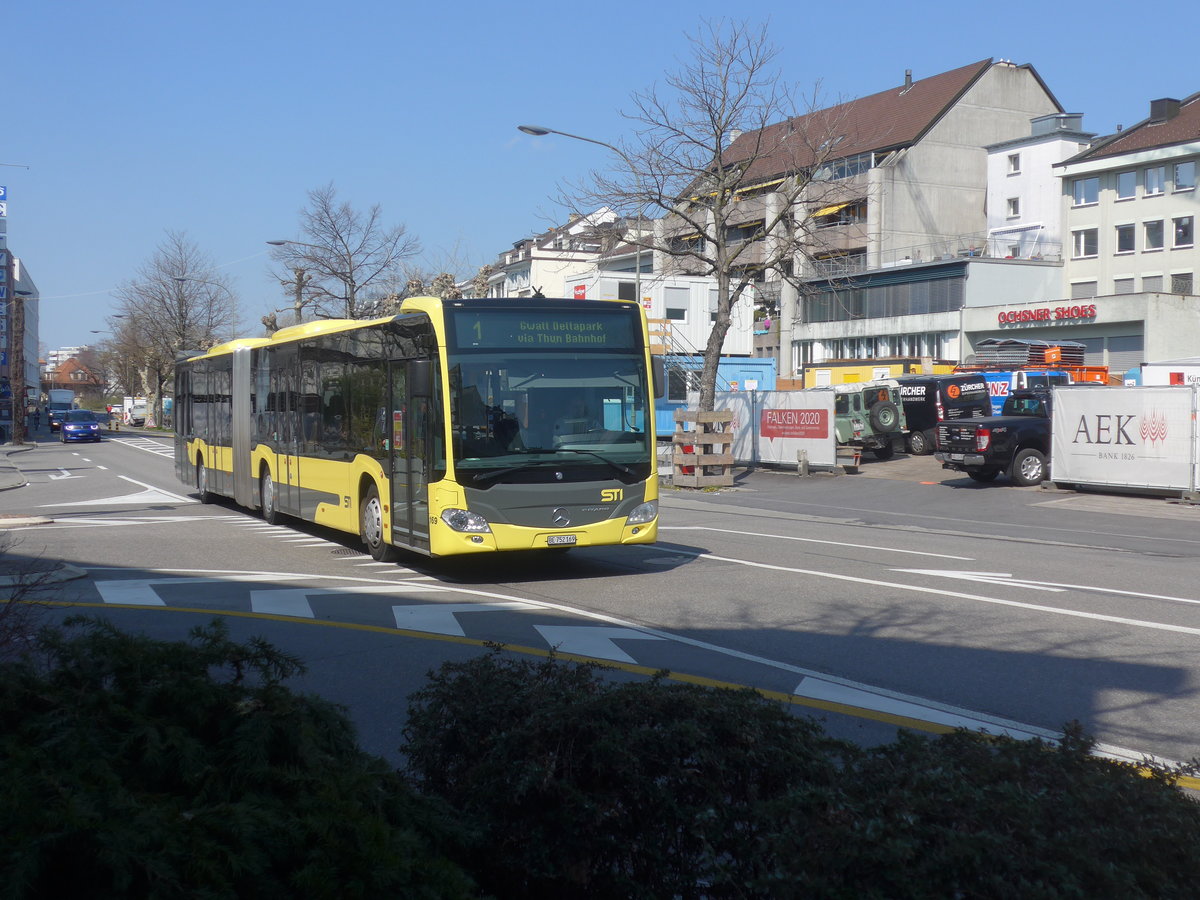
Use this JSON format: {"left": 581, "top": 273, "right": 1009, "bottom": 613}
{"left": 60, "top": 409, "right": 103, "bottom": 443}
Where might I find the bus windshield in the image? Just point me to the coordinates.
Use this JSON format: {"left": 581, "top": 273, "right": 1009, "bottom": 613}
{"left": 447, "top": 351, "right": 653, "bottom": 484}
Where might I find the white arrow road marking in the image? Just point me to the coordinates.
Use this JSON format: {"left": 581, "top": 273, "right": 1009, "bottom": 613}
{"left": 793, "top": 677, "right": 1044, "bottom": 739}
{"left": 893, "top": 569, "right": 1200, "bottom": 606}
{"left": 48, "top": 469, "right": 83, "bottom": 481}
{"left": 392, "top": 601, "right": 532, "bottom": 635}
{"left": 892, "top": 569, "right": 1065, "bottom": 592}
{"left": 534, "top": 625, "right": 665, "bottom": 663}
{"left": 41, "top": 476, "right": 195, "bottom": 508}
{"left": 664, "top": 525, "right": 976, "bottom": 560}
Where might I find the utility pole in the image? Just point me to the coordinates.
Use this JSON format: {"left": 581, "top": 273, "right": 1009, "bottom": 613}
{"left": 10, "top": 287, "right": 24, "bottom": 445}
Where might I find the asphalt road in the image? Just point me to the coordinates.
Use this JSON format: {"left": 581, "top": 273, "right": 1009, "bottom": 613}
{"left": 3, "top": 429, "right": 1198, "bottom": 777}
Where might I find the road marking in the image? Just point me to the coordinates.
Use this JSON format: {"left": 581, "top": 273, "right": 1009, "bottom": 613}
{"left": 534, "top": 624, "right": 665, "bottom": 663}
{"left": 392, "top": 601, "right": 533, "bottom": 635}
{"left": 892, "top": 569, "right": 1065, "bottom": 592}
{"left": 48, "top": 469, "right": 82, "bottom": 481}
{"left": 663, "top": 525, "right": 975, "bottom": 560}
{"left": 41, "top": 590, "right": 1193, "bottom": 781}
{"left": 68, "top": 565, "right": 1198, "bottom": 776}
{"left": 250, "top": 589, "right": 316, "bottom": 618}
{"left": 118, "top": 476, "right": 196, "bottom": 503}
{"left": 793, "top": 677, "right": 1044, "bottom": 739}
{"left": 94, "top": 574, "right": 311, "bottom": 606}
{"left": 894, "top": 568, "right": 1200, "bottom": 607}
{"left": 647, "top": 547, "right": 1200, "bottom": 638}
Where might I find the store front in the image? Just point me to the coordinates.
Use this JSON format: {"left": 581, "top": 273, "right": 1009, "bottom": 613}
{"left": 963, "top": 291, "right": 1200, "bottom": 375}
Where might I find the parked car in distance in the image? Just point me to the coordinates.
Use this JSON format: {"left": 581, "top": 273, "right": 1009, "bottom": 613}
{"left": 825, "top": 380, "right": 907, "bottom": 460}
{"left": 894, "top": 374, "right": 992, "bottom": 455}
{"left": 59, "top": 409, "right": 103, "bottom": 443}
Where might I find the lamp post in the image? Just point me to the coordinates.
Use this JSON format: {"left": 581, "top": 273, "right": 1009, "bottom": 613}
{"left": 517, "top": 124, "right": 647, "bottom": 305}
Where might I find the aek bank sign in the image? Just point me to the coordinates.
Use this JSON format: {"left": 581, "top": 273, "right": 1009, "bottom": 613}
{"left": 1054, "top": 388, "right": 1196, "bottom": 490}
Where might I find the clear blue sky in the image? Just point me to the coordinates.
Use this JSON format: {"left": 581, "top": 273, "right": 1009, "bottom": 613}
{"left": 6, "top": 0, "right": 1196, "bottom": 355}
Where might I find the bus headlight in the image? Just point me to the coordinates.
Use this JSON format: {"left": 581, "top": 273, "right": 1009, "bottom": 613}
{"left": 441, "top": 508, "right": 492, "bottom": 533}
{"left": 625, "top": 500, "right": 658, "bottom": 525}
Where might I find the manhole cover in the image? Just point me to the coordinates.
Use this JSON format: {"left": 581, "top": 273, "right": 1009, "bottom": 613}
{"left": 330, "top": 548, "right": 365, "bottom": 557}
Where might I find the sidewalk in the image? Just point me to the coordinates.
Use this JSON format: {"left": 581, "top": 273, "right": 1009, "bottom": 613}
{"left": 0, "top": 442, "right": 84, "bottom": 585}
{"left": 0, "top": 442, "right": 33, "bottom": 492}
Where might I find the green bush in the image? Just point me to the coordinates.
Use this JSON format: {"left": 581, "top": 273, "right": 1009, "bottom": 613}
{"left": 0, "top": 617, "right": 473, "bottom": 900}
{"left": 404, "top": 650, "right": 1200, "bottom": 900}
{"left": 403, "top": 650, "right": 858, "bottom": 897}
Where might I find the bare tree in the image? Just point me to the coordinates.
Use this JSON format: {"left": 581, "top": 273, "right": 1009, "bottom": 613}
{"left": 268, "top": 183, "right": 420, "bottom": 321}
{"left": 552, "top": 20, "right": 852, "bottom": 411}
{"left": 113, "top": 232, "right": 240, "bottom": 425}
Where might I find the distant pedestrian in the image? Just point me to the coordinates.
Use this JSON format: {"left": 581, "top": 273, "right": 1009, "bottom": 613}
{"left": 31, "top": 409, "right": 40, "bottom": 431}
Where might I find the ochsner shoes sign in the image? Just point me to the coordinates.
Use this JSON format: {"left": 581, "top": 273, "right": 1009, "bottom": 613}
{"left": 1051, "top": 386, "right": 1199, "bottom": 491}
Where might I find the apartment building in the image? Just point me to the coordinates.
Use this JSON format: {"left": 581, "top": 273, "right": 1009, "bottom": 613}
{"left": 1057, "top": 95, "right": 1198, "bottom": 300}
{"left": 985, "top": 113, "right": 1095, "bottom": 260}
{"left": 965, "top": 93, "right": 1200, "bottom": 374}
{"left": 482, "top": 208, "right": 633, "bottom": 299}
{"left": 721, "top": 58, "right": 1063, "bottom": 375}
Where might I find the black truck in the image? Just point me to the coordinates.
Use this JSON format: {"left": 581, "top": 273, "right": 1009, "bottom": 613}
{"left": 935, "top": 389, "right": 1052, "bottom": 486}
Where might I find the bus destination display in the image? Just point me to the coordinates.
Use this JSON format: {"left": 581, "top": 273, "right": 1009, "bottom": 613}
{"left": 452, "top": 310, "right": 637, "bottom": 350}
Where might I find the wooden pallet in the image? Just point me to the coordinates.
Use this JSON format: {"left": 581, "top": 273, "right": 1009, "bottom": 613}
{"left": 671, "top": 409, "right": 734, "bottom": 487}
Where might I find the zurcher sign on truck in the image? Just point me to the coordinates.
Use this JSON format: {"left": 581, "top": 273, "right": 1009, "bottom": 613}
{"left": 1051, "top": 385, "right": 1199, "bottom": 492}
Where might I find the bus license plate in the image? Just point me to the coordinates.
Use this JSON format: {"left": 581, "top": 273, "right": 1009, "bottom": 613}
{"left": 547, "top": 534, "right": 577, "bottom": 546}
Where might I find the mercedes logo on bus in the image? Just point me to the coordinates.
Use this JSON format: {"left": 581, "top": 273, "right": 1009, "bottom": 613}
{"left": 551, "top": 508, "right": 571, "bottom": 527}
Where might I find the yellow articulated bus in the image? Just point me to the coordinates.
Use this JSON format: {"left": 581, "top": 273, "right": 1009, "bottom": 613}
{"left": 174, "top": 296, "right": 661, "bottom": 559}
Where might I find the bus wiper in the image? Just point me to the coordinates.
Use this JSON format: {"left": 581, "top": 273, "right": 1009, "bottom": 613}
{"left": 532, "top": 447, "right": 638, "bottom": 478}
{"left": 473, "top": 448, "right": 636, "bottom": 486}
{"left": 471, "top": 458, "right": 561, "bottom": 487}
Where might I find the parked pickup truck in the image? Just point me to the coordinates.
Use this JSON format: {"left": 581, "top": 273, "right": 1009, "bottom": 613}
{"left": 935, "top": 389, "right": 1052, "bottom": 486}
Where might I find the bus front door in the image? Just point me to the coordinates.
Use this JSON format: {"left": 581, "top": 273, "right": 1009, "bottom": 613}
{"left": 388, "top": 360, "right": 430, "bottom": 553}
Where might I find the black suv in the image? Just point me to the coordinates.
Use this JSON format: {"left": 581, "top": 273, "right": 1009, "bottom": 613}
{"left": 894, "top": 374, "right": 991, "bottom": 455}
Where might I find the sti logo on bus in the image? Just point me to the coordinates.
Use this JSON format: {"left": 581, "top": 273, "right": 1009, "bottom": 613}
{"left": 601, "top": 488, "right": 624, "bottom": 502}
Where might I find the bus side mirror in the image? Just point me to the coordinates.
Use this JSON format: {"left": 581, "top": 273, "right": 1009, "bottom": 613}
{"left": 652, "top": 357, "right": 665, "bottom": 399}
{"left": 411, "top": 359, "right": 433, "bottom": 398}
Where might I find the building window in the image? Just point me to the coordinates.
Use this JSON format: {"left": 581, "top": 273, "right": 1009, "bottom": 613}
{"left": 1145, "top": 220, "right": 1164, "bottom": 250}
{"left": 1174, "top": 161, "right": 1196, "bottom": 191}
{"left": 1145, "top": 166, "right": 1165, "bottom": 196}
{"left": 1007, "top": 153, "right": 1021, "bottom": 174}
{"left": 1006, "top": 197, "right": 1020, "bottom": 217}
{"left": 665, "top": 306, "right": 688, "bottom": 322}
{"left": 1173, "top": 216, "right": 1194, "bottom": 248}
{"left": 1070, "top": 281, "right": 1098, "bottom": 300}
{"left": 1115, "top": 224, "right": 1135, "bottom": 253}
{"left": 1072, "top": 177, "right": 1099, "bottom": 206}
{"left": 1072, "top": 228, "right": 1098, "bottom": 258}
{"left": 1113, "top": 277, "right": 1135, "bottom": 294}
{"left": 1170, "top": 273, "right": 1194, "bottom": 295}
{"left": 1142, "top": 275, "right": 1163, "bottom": 292}
{"left": 1117, "top": 170, "right": 1137, "bottom": 199}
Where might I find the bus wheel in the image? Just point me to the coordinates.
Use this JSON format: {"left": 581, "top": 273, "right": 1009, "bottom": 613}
{"left": 260, "top": 469, "right": 280, "bottom": 525}
{"left": 196, "top": 460, "right": 213, "bottom": 504}
{"left": 360, "top": 485, "right": 395, "bottom": 562}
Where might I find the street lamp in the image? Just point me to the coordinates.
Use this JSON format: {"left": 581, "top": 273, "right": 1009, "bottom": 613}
{"left": 517, "top": 124, "right": 647, "bottom": 304}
